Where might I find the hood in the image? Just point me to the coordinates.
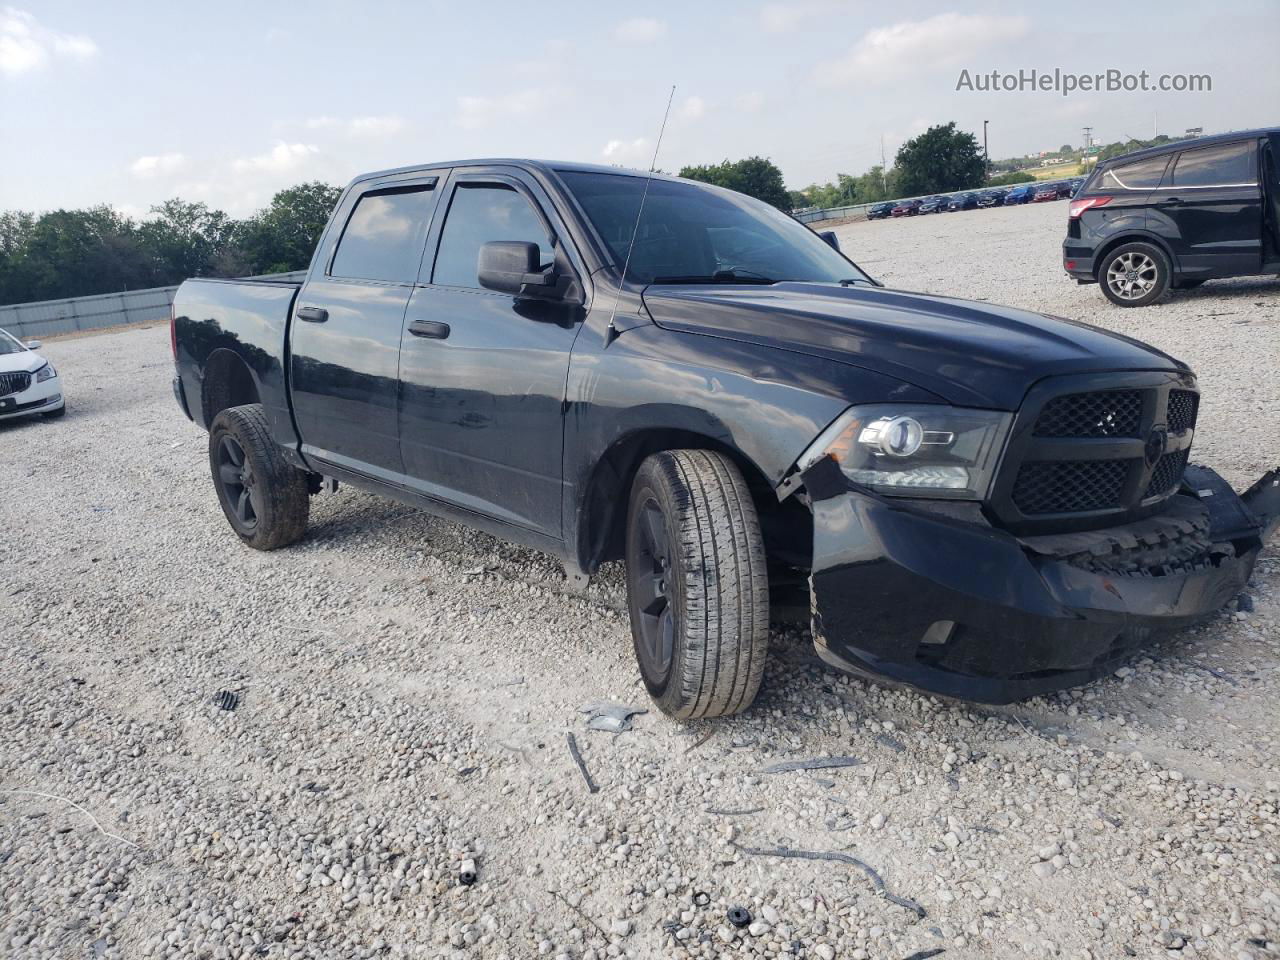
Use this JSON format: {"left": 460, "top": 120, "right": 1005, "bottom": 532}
{"left": 0, "top": 350, "right": 45, "bottom": 374}
{"left": 641, "top": 282, "right": 1186, "bottom": 410}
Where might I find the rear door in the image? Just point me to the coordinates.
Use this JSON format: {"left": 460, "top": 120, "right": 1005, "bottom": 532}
{"left": 1156, "top": 139, "right": 1262, "bottom": 276}
{"left": 397, "top": 168, "right": 585, "bottom": 538}
{"left": 290, "top": 177, "right": 439, "bottom": 480}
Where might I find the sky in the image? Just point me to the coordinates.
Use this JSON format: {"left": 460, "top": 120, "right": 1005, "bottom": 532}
{"left": 2, "top": 0, "right": 1277, "bottom": 219}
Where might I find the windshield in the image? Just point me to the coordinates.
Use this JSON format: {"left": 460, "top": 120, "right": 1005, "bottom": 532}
{"left": 0, "top": 330, "right": 25, "bottom": 356}
{"left": 558, "top": 170, "right": 870, "bottom": 286}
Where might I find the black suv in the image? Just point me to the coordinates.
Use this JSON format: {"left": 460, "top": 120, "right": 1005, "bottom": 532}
{"left": 1065, "top": 128, "right": 1280, "bottom": 306}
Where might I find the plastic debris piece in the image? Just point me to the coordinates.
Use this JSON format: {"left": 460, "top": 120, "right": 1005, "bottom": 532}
{"left": 459, "top": 858, "right": 477, "bottom": 886}
{"left": 727, "top": 906, "right": 752, "bottom": 928}
{"left": 566, "top": 732, "right": 599, "bottom": 793}
{"left": 760, "top": 755, "right": 861, "bottom": 775}
{"left": 579, "top": 701, "right": 648, "bottom": 733}
{"left": 213, "top": 690, "right": 239, "bottom": 712}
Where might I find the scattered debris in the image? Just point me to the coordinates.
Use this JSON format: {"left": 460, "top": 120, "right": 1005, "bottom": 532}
{"left": 692, "top": 891, "right": 711, "bottom": 907}
{"left": 902, "top": 950, "right": 946, "bottom": 960}
{"left": 727, "top": 906, "right": 752, "bottom": 928}
{"left": 579, "top": 701, "right": 647, "bottom": 733}
{"left": 760, "top": 755, "right": 861, "bottom": 775}
{"left": 732, "top": 840, "right": 926, "bottom": 919}
{"left": 876, "top": 733, "right": 906, "bottom": 753}
{"left": 683, "top": 729, "right": 715, "bottom": 754}
{"left": 498, "top": 676, "right": 525, "bottom": 687}
{"left": 553, "top": 890, "right": 609, "bottom": 937}
{"left": 565, "top": 732, "right": 599, "bottom": 794}
{"left": 213, "top": 690, "right": 239, "bottom": 712}
{"left": 705, "top": 806, "right": 765, "bottom": 816}
{"left": 458, "top": 858, "right": 478, "bottom": 886}
{"left": 1236, "top": 592, "right": 1254, "bottom": 612}
{"left": 1, "top": 789, "right": 141, "bottom": 851}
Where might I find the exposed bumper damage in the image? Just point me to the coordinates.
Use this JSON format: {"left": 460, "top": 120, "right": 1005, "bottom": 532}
{"left": 802, "top": 458, "right": 1279, "bottom": 704}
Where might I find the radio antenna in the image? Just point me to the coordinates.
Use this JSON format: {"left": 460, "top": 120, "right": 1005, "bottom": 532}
{"left": 606, "top": 84, "right": 676, "bottom": 342}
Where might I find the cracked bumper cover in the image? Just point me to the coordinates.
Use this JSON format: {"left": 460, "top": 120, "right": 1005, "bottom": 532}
{"left": 802, "top": 458, "right": 1279, "bottom": 704}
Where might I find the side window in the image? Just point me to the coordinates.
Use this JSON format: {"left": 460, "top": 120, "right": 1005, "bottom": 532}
{"left": 432, "top": 183, "right": 552, "bottom": 289}
{"left": 1170, "top": 142, "right": 1256, "bottom": 188}
{"left": 1098, "top": 155, "right": 1169, "bottom": 191}
{"left": 330, "top": 186, "right": 434, "bottom": 283}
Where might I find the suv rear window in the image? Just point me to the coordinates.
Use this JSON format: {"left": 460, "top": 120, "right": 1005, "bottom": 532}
{"left": 1097, "top": 155, "right": 1169, "bottom": 191}
{"left": 1170, "top": 141, "right": 1256, "bottom": 187}
{"left": 330, "top": 186, "right": 435, "bottom": 283}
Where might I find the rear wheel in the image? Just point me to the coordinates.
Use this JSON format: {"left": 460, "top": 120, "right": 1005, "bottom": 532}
{"left": 624, "top": 450, "right": 769, "bottom": 719}
{"left": 209, "top": 403, "right": 309, "bottom": 550}
{"left": 1099, "top": 242, "right": 1170, "bottom": 307}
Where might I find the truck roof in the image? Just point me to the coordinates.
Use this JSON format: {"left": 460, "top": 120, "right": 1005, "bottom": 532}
{"left": 350, "top": 158, "right": 669, "bottom": 188}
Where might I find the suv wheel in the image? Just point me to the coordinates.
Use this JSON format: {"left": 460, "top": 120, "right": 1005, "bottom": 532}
{"left": 209, "top": 403, "right": 309, "bottom": 550}
{"left": 624, "top": 450, "right": 769, "bottom": 719}
{"left": 1099, "top": 242, "right": 1170, "bottom": 307}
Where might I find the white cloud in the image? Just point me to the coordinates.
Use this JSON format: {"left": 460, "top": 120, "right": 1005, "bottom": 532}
{"left": 815, "top": 13, "right": 1029, "bottom": 86}
{"left": 613, "top": 17, "right": 667, "bottom": 43}
{"left": 678, "top": 96, "right": 707, "bottom": 121}
{"left": 348, "top": 115, "right": 405, "bottom": 137}
{"left": 0, "top": 7, "right": 98, "bottom": 75}
{"left": 455, "top": 89, "right": 553, "bottom": 130}
{"left": 304, "top": 115, "right": 340, "bottom": 129}
{"left": 736, "top": 91, "right": 765, "bottom": 113}
{"left": 601, "top": 138, "right": 652, "bottom": 169}
{"left": 130, "top": 152, "right": 187, "bottom": 179}
{"left": 233, "top": 141, "right": 318, "bottom": 174}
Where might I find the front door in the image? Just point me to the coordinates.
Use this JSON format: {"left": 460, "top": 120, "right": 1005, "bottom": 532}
{"left": 1156, "top": 139, "right": 1262, "bottom": 277}
{"left": 397, "top": 169, "right": 584, "bottom": 538}
{"left": 290, "top": 179, "right": 438, "bottom": 479}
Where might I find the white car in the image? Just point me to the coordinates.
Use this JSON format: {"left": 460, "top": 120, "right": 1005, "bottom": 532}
{"left": 0, "top": 328, "right": 64, "bottom": 421}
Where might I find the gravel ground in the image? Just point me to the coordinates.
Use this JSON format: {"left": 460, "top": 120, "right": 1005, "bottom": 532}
{"left": 2, "top": 200, "right": 1278, "bottom": 960}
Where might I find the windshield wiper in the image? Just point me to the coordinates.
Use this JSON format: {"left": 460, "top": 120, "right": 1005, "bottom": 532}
{"left": 652, "top": 270, "right": 777, "bottom": 285}
{"left": 838, "top": 277, "right": 871, "bottom": 286}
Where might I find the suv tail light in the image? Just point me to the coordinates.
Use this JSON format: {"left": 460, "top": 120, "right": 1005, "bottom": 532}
{"left": 169, "top": 303, "right": 177, "bottom": 361}
{"left": 1069, "top": 196, "right": 1111, "bottom": 219}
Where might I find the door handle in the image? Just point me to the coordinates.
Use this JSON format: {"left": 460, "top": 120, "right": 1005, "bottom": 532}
{"left": 408, "top": 319, "right": 451, "bottom": 339}
{"left": 296, "top": 306, "right": 329, "bottom": 323}
{"left": 1159, "top": 197, "right": 1183, "bottom": 205}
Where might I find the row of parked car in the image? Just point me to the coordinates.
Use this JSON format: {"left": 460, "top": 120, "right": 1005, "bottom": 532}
{"left": 868, "top": 178, "right": 1086, "bottom": 219}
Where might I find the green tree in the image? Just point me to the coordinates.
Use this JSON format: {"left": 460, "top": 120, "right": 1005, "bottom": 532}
{"left": 237, "top": 181, "right": 342, "bottom": 274}
{"left": 1059, "top": 143, "right": 1075, "bottom": 155}
{"left": 138, "top": 199, "right": 238, "bottom": 282}
{"left": 894, "top": 123, "right": 987, "bottom": 196}
{"left": 678, "top": 157, "right": 792, "bottom": 212}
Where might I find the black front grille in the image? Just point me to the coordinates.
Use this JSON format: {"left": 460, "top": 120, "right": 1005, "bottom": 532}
{"left": 0, "top": 371, "right": 31, "bottom": 397}
{"left": 1012, "top": 459, "right": 1130, "bottom": 515}
{"left": 1167, "top": 390, "right": 1199, "bottom": 433}
{"left": 1144, "top": 448, "right": 1190, "bottom": 499}
{"left": 1033, "top": 390, "right": 1142, "bottom": 438}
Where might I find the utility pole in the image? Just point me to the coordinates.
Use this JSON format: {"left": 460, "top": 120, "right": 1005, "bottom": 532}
{"left": 983, "top": 120, "right": 990, "bottom": 183}
{"left": 880, "top": 134, "right": 888, "bottom": 197}
{"left": 1082, "top": 126, "right": 1092, "bottom": 149}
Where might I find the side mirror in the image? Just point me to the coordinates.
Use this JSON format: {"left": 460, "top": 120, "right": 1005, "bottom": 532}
{"left": 25, "top": 340, "right": 42, "bottom": 350}
{"left": 478, "top": 241, "right": 559, "bottom": 298}
{"left": 818, "top": 230, "right": 839, "bottom": 251}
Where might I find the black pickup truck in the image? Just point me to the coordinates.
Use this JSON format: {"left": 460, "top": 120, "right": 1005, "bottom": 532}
{"left": 173, "top": 159, "right": 1279, "bottom": 717}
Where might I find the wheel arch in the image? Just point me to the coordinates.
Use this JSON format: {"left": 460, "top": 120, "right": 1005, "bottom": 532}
{"left": 572, "top": 427, "right": 812, "bottom": 576}
{"left": 1092, "top": 232, "right": 1179, "bottom": 280}
{"left": 201, "top": 348, "right": 262, "bottom": 428}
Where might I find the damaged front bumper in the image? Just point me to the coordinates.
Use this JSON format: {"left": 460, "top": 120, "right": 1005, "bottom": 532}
{"left": 803, "top": 458, "right": 1280, "bottom": 704}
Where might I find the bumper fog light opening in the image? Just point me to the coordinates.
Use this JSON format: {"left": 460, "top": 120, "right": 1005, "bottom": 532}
{"left": 920, "top": 620, "right": 956, "bottom": 646}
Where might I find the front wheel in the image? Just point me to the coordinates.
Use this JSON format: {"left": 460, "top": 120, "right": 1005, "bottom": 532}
{"left": 624, "top": 450, "right": 770, "bottom": 720}
{"left": 1099, "top": 242, "right": 1171, "bottom": 307}
{"left": 209, "top": 403, "right": 309, "bottom": 550}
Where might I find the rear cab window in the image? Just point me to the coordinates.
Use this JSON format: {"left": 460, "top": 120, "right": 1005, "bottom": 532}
{"left": 1169, "top": 141, "right": 1256, "bottom": 188}
{"left": 330, "top": 185, "right": 436, "bottom": 283}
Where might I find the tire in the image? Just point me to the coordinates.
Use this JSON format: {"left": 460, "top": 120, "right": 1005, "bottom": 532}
{"left": 1098, "top": 242, "right": 1171, "bottom": 307}
{"left": 1173, "top": 278, "right": 1206, "bottom": 290}
{"left": 208, "top": 403, "right": 309, "bottom": 550}
{"left": 624, "top": 449, "right": 770, "bottom": 719}
{"left": 42, "top": 403, "right": 66, "bottom": 419}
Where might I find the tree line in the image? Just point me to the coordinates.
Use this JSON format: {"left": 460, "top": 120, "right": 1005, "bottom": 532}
{"left": 0, "top": 182, "right": 341, "bottom": 305}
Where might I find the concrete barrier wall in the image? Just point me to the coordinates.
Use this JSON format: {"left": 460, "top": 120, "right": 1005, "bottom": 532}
{"left": 0, "top": 271, "right": 308, "bottom": 341}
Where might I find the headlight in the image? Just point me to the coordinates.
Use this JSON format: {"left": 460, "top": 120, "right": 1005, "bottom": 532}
{"left": 796, "top": 404, "right": 1012, "bottom": 500}
{"left": 35, "top": 363, "right": 56, "bottom": 382}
